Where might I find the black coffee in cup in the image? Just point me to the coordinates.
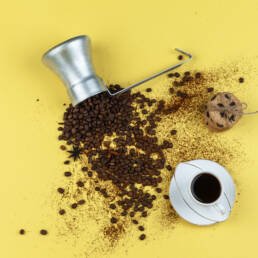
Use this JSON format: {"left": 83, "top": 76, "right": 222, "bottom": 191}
{"left": 191, "top": 173, "right": 221, "bottom": 203}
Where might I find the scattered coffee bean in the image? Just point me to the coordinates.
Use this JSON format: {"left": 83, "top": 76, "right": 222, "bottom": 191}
{"left": 57, "top": 187, "right": 65, "bottom": 194}
{"left": 195, "top": 72, "right": 202, "bottom": 79}
{"left": 71, "top": 203, "right": 78, "bottom": 209}
{"left": 139, "top": 234, "right": 146, "bottom": 240}
{"left": 156, "top": 188, "right": 162, "bottom": 193}
{"left": 170, "top": 129, "right": 177, "bottom": 135}
{"left": 81, "top": 166, "right": 88, "bottom": 172}
{"left": 110, "top": 217, "right": 118, "bottom": 224}
{"left": 76, "top": 181, "right": 84, "bottom": 187}
{"left": 59, "top": 209, "right": 66, "bottom": 215}
{"left": 166, "top": 165, "right": 172, "bottom": 171}
{"left": 78, "top": 199, "right": 86, "bottom": 205}
{"left": 174, "top": 72, "right": 180, "bottom": 78}
{"left": 64, "top": 160, "right": 70, "bottom": 165}
{"left": 178, "top": 55, "right": 183, "bottom": 60}
{"left": 207, "top": 87, "right": 214, "bottom": 93}
{"left": 64, "top": 171, "right": 72, "bottom": 177}
{"left": 163, "top": 195, "right": 169, "bottom": 200}
{"left": 132, "top": 219, "right": 138, "bottom": 224}
{"left": 60, "top": 145, "right": 66, "bottom": 151}
{"left": 87, "top": 171, "right": 93, "bottom": 177}
{"left": 146, "top": 88, "right": 152, "bottom": 92}
{"left": 19, "top": 229, "right": 25, "bottom": 235}
{"left": 40, "top": 229, "right": 48, "bottom": 235}
{"left": 109, "top": 203, "right": 116, "bottom": 209}
{"left": 138, "top": 226, "right": 144, "bottom": 231}
{"left": 239, "top": 77, "right": 244, "bottom": 83}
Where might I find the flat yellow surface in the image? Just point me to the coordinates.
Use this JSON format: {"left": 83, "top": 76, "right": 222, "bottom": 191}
{"left": 1, "top": 1, "right": 258, "bottom": 258}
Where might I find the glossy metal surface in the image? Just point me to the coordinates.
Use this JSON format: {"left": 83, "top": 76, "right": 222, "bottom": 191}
{"left": 42, "top": 35, "right": 106, "bottom": 106}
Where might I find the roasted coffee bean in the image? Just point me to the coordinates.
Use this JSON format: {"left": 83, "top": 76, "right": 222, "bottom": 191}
{"left": 110, "top": 217, "right": 118, "bottom": 224}
{"left": 57, "top": 187, "right": 65, "bottom": 194}
{"left": 60, "top": 145, "right": 66, "bottom": 150}
{"left": 132, "top": 219, "right": 138, "bottom": 224}
{"left": 64, "top": 171, "right": 72, "bottom": 177}
{"left": 138, "top": 226, "right": 144, "bottom": 231}
{"left": 40, "top": 229, "right": 48, "bottom": 235}
{"left": 81, "top": 167, "right": 88, "bottom": 172}
{"left": 239, "top": 77, "right": 244, "bottom": 83}
{"left": 139, "top": 234, "right": 146, "bottom": 240}
{"left": 166, "top": 165, "right": 172, "bottom": 171}
{"left": 76, "top": 181, "right": 84, "bottom": 187}
{"left": 156, "top": 188, "right": 162, "bottom": 193}
{"left": 170, "top": 129, "right": 177, "bottom": 135}
{"left": 78, "top": 199, "right": 86, "bottom": 205}
{"left": 178, "top": 55, "right": 183, "bottom": 60}
{"left": 109, "top": 203, "right": 116, "bottom": 209}
{"left": 19, "top": 229, "right": 25, "bottom": 235}
{"left": 64, "top": 160, "right": 70, "bottom": 165}
{"left": 163, "top": 195, "right": 169, "bottom": 200}
{"left": 146, "top": 88, "right": 152, "bottom": 92}
{"left": 71, "top": 203, "right": 78, "bottom": 209}
{"left": 59, "top": 209, "right": 66, "bottom": 215}
{"left": 207, "top": 87, "right": 214, "bottom": 92}
{"left": 195, "top": 72, "right": 202, "bottom": 79}
{"left": 174, "top": 72, "right": 180, "bottom": 78}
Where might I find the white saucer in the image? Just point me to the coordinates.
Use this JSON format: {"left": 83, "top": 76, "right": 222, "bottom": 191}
{"left": 169, "top": 159, "right": 236, "bottom": 226}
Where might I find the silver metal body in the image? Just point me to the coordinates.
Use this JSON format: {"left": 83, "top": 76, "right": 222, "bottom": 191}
{"left": 42, "top": 35, "right": 192, "bottom": 106}
{"left": 43, "top": 36, "right": 106, "bottom": 106}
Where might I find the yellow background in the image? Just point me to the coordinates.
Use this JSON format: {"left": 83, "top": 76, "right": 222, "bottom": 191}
{"left": 1, "top": 0, "right": 258, "bottom": 258}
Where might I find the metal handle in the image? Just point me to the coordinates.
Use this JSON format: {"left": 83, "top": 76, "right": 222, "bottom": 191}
{"left": 107, "top": 48, "right": 192, "bottom": 96}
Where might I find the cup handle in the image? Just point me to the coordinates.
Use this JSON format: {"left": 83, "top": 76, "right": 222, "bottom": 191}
{"left": 214, "top": 203, "right": 226, "bottom": 215}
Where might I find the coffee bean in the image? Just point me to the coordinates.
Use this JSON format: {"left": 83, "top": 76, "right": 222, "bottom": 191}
{"left": 40, "top": 229, "right": 48, "bottom": 235}
{"left": 71, "top": 203, "right": 78, "bottom": 209}
{"left": 109, "top": 203, "right": 116, "bottom": 209}
{"left": 57, "top": 187, "right": 65, "bottom": 194}
{"left": 132, "top": 219, "right": 138, "bottom": 224}
{"left": 78, "top": 199, "right": 85, "bottom": 205}
{"left": 129, "top": 211, "right": 135, "bottom": 217}
{"left": 64, "top": 160, "right": 70, "bottom": 165}
{"left": 76, "top": 181, "right": 84, "bottom": 187}
{"left": 163, "top": 195, "right": 169, "bottom": 200}
{"left": 87, "top": 171, "right": 93, "bottom": 177}
{"left": 142, "top": 211, "right": 148, "bottom": 217}
{"left": 166, "top": 165, "right": 172, "bottom": 171}
{"left": 138, "top": 226, "right": 144, "bottom": 231}
{"left": 170, "top": 129, "right": 177, "bottom": 135}
{"left": 139, "top": 234, "right": 146, "bottom": 240}
{"left": 59, "top": 209, "right": 66, "bottom": 215}
{"left": 207, "top": 87, "right": 214, "bottom": 92}
{"left": 64, "top": 171, "right": 72, "bottom": 177}
{"left": 146, "top": 88, "right": 152, "bottom": 92}
{"left": 239, "top": 77, "right": 244, "bottom": 83}
{"left": 19, "top": 229, "right": 25, "bottom": 235}
{"left": 156, "top": 188, "right": 162, "bottom": 193}
{"left": 110, "top": 217, "right": 118, "bottom": 224}
{"left": 60, "top": 145, "right": 66, "bottom": 150}
{"left": 81, "top": 167, "right": 88, "bottom": 172}
{"left": 174, "top": 72, "right": 180, "bottom": 78}
{"left": 195, "top": 72, "right": 202, "bottom": 79}
{"left": 178, "top": 55, "right": 183, "bottom": 60}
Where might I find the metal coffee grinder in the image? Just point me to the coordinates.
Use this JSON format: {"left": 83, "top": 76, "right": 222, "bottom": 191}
{"left": 42, "top": 35, "right": 192, "bottom": 106}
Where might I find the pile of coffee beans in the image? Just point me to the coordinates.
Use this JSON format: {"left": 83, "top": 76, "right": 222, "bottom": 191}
{"left": 57, "top": 85, "right": 176, "bottom": 239}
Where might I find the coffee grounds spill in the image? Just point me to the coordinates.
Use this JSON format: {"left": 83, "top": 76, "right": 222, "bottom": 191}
{"left": 54, "top": 66, "right": 243, "bottom": 255}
